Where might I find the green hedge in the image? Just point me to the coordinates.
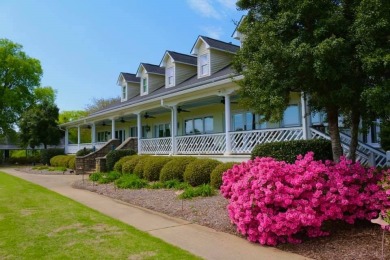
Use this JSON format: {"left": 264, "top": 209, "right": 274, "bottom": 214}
{"left": 50, "top": 155, "right": 76, "bottom": 169}
{"left": 251, "top": 139, "right": 333, "bottom": 163}
{"left": 160, "top": 157, "right": 196, "bottom": 182}
{"left": 40, "top": 148, "right": 64, "bottom": 165}
{"left": 106, "top": 149, "right": 137, "bottom": 172}
{"left": 133, "top": 156, "right": 151, "bottom": 178}
{"left": 8, "top": 156, "right": 40, "bottom": 165}
{"left": 122, "top": 155, "right": 146, "bottom": 174}
{"left": 143, "top": 157, "right": 172, "bottom": 181}
{"left": 183, "top": 159, "right": 221, "bottom": 187}
{"left": 68, "top": 156, "right": 76, "bottom": 169}
{"left": 76, "top": 148, "right": 94, "bottom": 157}
{"left": 113, "top": 155, "right": 135, "bottom": 173}
{"left": 210, "top": 162, "right": 236, "bottom": 189}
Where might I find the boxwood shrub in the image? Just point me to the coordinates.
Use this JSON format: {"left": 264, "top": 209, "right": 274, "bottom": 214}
{"left": 183, "top": 158, "right": 221, "bottom": 187}
{"left": 160, "top": 156, "right": 196, "bottom": 182}
{"left": 251, "top": 139, "right": 333, "bottom": 163}
{"left": 50, "top": 155, "right": 74, "bottom": 168}
{"left": 67, "top": 156, "right": 76, "bottom": 169}
{"left": 122, "top": 155, "right": 145, "bottom": 174}
{"left": 76, "top": 148, "right": 94, "bottom": 157}
{"left": 106, "top": 149, "right": 137, "bottom": 172}
{"left": 133, "top": 156, "right": 151, "bottom": 178}
{"left": 210, "top": 162, "right": 236, "bottom": 189}
{"left": 40, "top": 148, "right": 64, "bottom": 165}
{"left": 113, "top": 155, "right": 136, "bottom": 173}
{"left": 143, "top": 156, "right": 172, "bottom": 181}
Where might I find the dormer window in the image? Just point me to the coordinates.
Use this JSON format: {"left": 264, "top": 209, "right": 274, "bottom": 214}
{"left": 167, "top": 67, "right": 174, "bottom": 87}
{"left": 142, "top": 77, "right": 148, "bottom": 95}
{"left": 199, "top": 54, "right": 209, "bottom": 77}
{"left": 121, "top": 86, "right": 127, "bottom": 101}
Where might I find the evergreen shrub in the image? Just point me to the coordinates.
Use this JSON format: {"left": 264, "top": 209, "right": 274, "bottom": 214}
{"left": 113, "top": 155, "right": 135, "bottom": 173}
{"left": 143, "top": 156, "right": 172, "bottom": 181}
{"left": 106, "top": 149, "right": 136, "bottom": 172}
{"left": 183, "top": 158, "right": 221, "bottom": 186}
{"left": 210, "top": 162, "right": 236, "bottom": 189}
{"left": 40, "top": 148, "right": 64, "bottom": 165}
{"left": 160, "top": 156, "right": 196, "bottom": 182}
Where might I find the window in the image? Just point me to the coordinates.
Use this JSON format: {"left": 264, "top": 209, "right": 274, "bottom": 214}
{"left": 115, "top": 130, "right": 125, "bottom": 142}
{"left": 167, "top": 67, "right": 174, "bottom": 87}
{"left": 142, "top": 78, "right": 148, "bottom": 94}
{"left": 154, "top": 123, "right": 171, "bottom": 137}
{"left": 141, "top": 125, "right": 150, "bottom": 138}
{"left": 130, "top": 127, "right": 137, "bottom": 137}
{"left": 199, "top": 54, "right": 209, "bottom": 76}
{"left": 283, "top": 105, "right": 300, "bottom": 126}
{"left": 232, "top": 112, "right": 255, "bottom": 131}
{"left": 97, "top": 131, "right": 110, "bottom": 142}
{"left": 184, "top": 117, "right": 213, "bottom": 135}
{"left": 121, "top": 86, "right": 127, "bottom": 101}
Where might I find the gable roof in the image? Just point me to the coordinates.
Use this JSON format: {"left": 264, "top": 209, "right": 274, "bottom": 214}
{"left": 160, "top": 51, "right": 197, "bottom": 67}
{"left": 136, "top": 63, "right": 165, "bottom": 77}
{"left": 120, "top": 72, "right": 140, "bottom": 83}
{"left": 191, "top": 36, "right": 240, "bottom": 55}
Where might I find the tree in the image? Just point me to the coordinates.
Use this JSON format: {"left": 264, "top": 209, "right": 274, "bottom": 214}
{"left": 234, "top": 0, "right": 390, "bottom": 162}
{"left": 19, "top": 100, "right": 62, "bottom": 149}
{"left": 85, "top": 97, "right": 120, "bottom": 115}
{"left": 0, "top": 39, "right": 42, "bottom": 135}
{"left": 59, "top": 110, "right": 91, "bottom": 144}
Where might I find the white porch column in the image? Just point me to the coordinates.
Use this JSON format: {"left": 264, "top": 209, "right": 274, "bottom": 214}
{"left": 224, "top": 94, "right": 232, "bottom": 155}
{"left": 77, "top": 125, "right": 81, "bottom": 150}
{"left": 111, "top": 118, "right": 116, "bottom": 140}
{"left": 171, "top": 105, "right": 177, "bottom": 155}
{"left": 91, "top": 123, "right": 96, "bottom": 144}
{"left": 136, "top": 113, "right": 142, "bottom": 154}
{"left": 64, "top": 128, "right": 69, "bottom": 154}
{"left": 301, "top": 92, "right": 311, "bottom": 140}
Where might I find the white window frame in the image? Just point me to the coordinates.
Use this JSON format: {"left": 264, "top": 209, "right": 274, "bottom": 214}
{"left": 199, "top": 54, "right": 209, "bottom": 77}
{"left": 184, "top": 116, "right": 214, "bottom": 135}
{"left": 121, "top": 86, "right": 127, "bottom": 101}
{"left": 141, "top": 77, "right": 148, "bottom": 95}
{"left": 166, "top": 67, "right": 175, "bottom": 87}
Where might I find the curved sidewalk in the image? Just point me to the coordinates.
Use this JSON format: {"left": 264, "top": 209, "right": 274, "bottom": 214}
{"left": 2, "top": 168, "right": 310, "bottom": 260}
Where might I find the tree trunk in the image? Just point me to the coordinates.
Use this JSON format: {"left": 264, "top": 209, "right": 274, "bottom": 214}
{"left": 349, "top": 108, "right": 360, "bottom": 162}
{"left": 327, "top": 106, "right": 343, "bottom": 162}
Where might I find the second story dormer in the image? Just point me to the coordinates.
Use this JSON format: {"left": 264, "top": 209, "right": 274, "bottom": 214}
{"left": 117, "top": 72, "right": 140, "bottom": 102}
{"left": 136, "top": 63, "right": 165, "bottom": 96}
{"left": 191, "top": 36, "right": 240, "bottom": 79}
{"left": 160, "top": 51, "right": 197, "bottom": 88}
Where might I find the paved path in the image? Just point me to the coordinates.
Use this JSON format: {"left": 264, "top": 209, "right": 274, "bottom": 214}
{"left": 1, "top": 168, "right": 310, "bottom": 260}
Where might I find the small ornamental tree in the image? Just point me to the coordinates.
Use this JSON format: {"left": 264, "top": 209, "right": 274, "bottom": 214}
{"left": 221, "top": 152, "right": 390, "bottom": 246}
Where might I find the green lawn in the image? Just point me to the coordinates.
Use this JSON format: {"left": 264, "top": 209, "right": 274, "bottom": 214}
{"left": 0, "top": 172, "right": 201, "bottom": 259}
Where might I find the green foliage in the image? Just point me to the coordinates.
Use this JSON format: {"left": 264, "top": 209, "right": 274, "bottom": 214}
{"left": 143, "top": 156, "right": 172, "bottom": 181}
{"left": 380, "top": 121, "right": 390, "bottom": 151}
{"left": 76, "top": 148, "right": 94, "bottom": 157}
{"left": 8, "top": 156, "right": 40, "bottom": 165}
{"left": 122, "top": 156, "right": 143, "bottom": 174}
{"left": 59, "top": 110, "right": 90, "bottom": 144}
{"left": 18, "top": 100, "right": 62, "bottom": 149}
{"left": 210, "top": 162, "right": 236, "bottom": 189}
{"left": 97, "top": 171, "right": 121, "bottom": 184}
{"left": 115, "top": 174, "right": 149, "bottom": 189}
{"left": 160, "top": 156, "right": 196, "bottom": 182}
{"left": 67, "top": 156, "right": 76, "bottom": 169}
{"left": 89, "top": 172, "right": 103, "bottom": 183}
{"left": 40, "top": 148, "right": 64, "bottom": 165}
{"left": 148, "top": 180, "right": 190, "bottom": 190}
{"left": 183, "top": 159, "right": 221, "bottom": 187}
{"left": 50, "top": 155, "right": 74, "bottom": 168}
{"left": 251, "top": 139, "right": 333, "bottom": 163}
{"left": 179, "top": 184, "right": 216, "bottom": 199}
{"left": 34, "top": 86, "right": 56, "bottom": 105}
{"left": 132, "top": 156, "right": 150, "bottom": 178}
{"left": 113, "top": 155, "right": 135, "bottom": 173}
{"left": 0, "top": 39, "right": 43, "bottom": 135}
{"left": 106, "top": 149, "right": 137, "bottom": 172}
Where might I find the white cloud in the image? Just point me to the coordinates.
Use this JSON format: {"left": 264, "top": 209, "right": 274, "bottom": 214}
{"left": 202, "top": 26, "right": 223, "bottom": 39}
{"left": 187, "top": 0, "right": 221, "bottom": 19}
{"left": 216, "top": 0, "right": 237, "bottom": 10}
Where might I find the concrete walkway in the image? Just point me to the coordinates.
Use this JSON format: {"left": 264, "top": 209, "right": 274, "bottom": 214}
{"left": 2, "top": 168, "right": 310, "bottom": 260}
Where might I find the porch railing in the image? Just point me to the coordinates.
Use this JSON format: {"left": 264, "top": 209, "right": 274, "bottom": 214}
{"left": 176, "top": 133, "right": 226, "bottom": 154}
{"left": 67, "top": 142, "right": 107, "bottom": 154}
{"left": 141, "top": 137, "right": 172, "bottom": 154}
{"left": 230, "top": 127, "right": 304, "bottom": 153}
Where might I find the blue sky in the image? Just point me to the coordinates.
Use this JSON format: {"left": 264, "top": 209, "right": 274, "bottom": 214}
{"left": 0, "top": 0, "right": 245, "bottom": 112}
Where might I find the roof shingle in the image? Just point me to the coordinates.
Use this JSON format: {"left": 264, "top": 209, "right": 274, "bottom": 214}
{"left": 166, "top": 51, "right": 197, "bottom": 66}
{"left": 200, "top": 36, "right": 240, "bottom": 54}
{"left": 121, "top": 73, "right": 140, "bottom": 83}
{"left": 141, "top": 63, "right": 165, "bottom": 75}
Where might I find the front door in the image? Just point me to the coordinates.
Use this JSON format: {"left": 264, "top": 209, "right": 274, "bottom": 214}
{"left": 115, "top": 130, "right": 125, "bottom": 143}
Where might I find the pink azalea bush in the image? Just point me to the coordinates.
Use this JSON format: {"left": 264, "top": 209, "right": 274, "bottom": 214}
{"left": 221, "top": 152, "right": 390, "bottom": 246}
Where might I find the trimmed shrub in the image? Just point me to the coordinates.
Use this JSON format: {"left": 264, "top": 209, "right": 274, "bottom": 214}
{"left": 50, "top": 155, "right": 73, "bottom": 167}
{"left": 183, "top": 159, "right": 221, "bottom": 186}
{"left": 251, "top": 139, "right": 332, "bottom": 163}
{"left": 143, "top": 157, "right": 172, "bottom": 181}
{"left": 221, "top": 152, "right": 390, "bottom": 246}
{"left": 76, "top": 148, "right": 94, "bottom": 157}
{"left": 89, "top": 172, "right": 103, "bottom": 183}
{"left": 113, "top": 155, "right": 135, "bottom": 173}
{"left": 210, "top": 162, "right": 236, "bottom": 189}
{"left": 67, "top": 156, "right": 76, "bottom": 169}
{"left": 40, "top": 148, "right": 64, "bottom": 165}
{"left": 133, "top": 156, "right": 151, "bottom": 178}
{"left": 160, "top": 157, "right": 196, "bottom": 182}
{"left": 106, "top": 149, "right": 137, "bottom": 172}
{"left": 115, "top": 174, "right": 148, "bottom": 189}
{"left": 122, "top": 155, "right": 146, "bottom": 174}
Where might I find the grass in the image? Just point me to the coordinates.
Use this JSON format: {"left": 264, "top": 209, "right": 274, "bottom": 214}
{"left": 179, "top": 184, "right": 216, "bottom": 199}
{"left": 0, "top": 172, "right": 200, "bottom": 259}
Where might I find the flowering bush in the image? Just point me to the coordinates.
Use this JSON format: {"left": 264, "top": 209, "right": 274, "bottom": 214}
{"left": 221, "top": 152, "right": 390, "bottom": 246}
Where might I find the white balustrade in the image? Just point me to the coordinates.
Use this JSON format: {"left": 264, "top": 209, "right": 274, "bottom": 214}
{"left": 67, "top": 144, "right": 79, "bottom": 154}
{"left": 176, "top": 133, "right": 226, "bottom": 154}
{"left": 141, "top": 137, "right": 172, "bottom": 154}
{"left": 67, "top": 142, "right": 108, "bottom": 154}
{"left": 230, "top": 127, "right": 304, "bottom": 153}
